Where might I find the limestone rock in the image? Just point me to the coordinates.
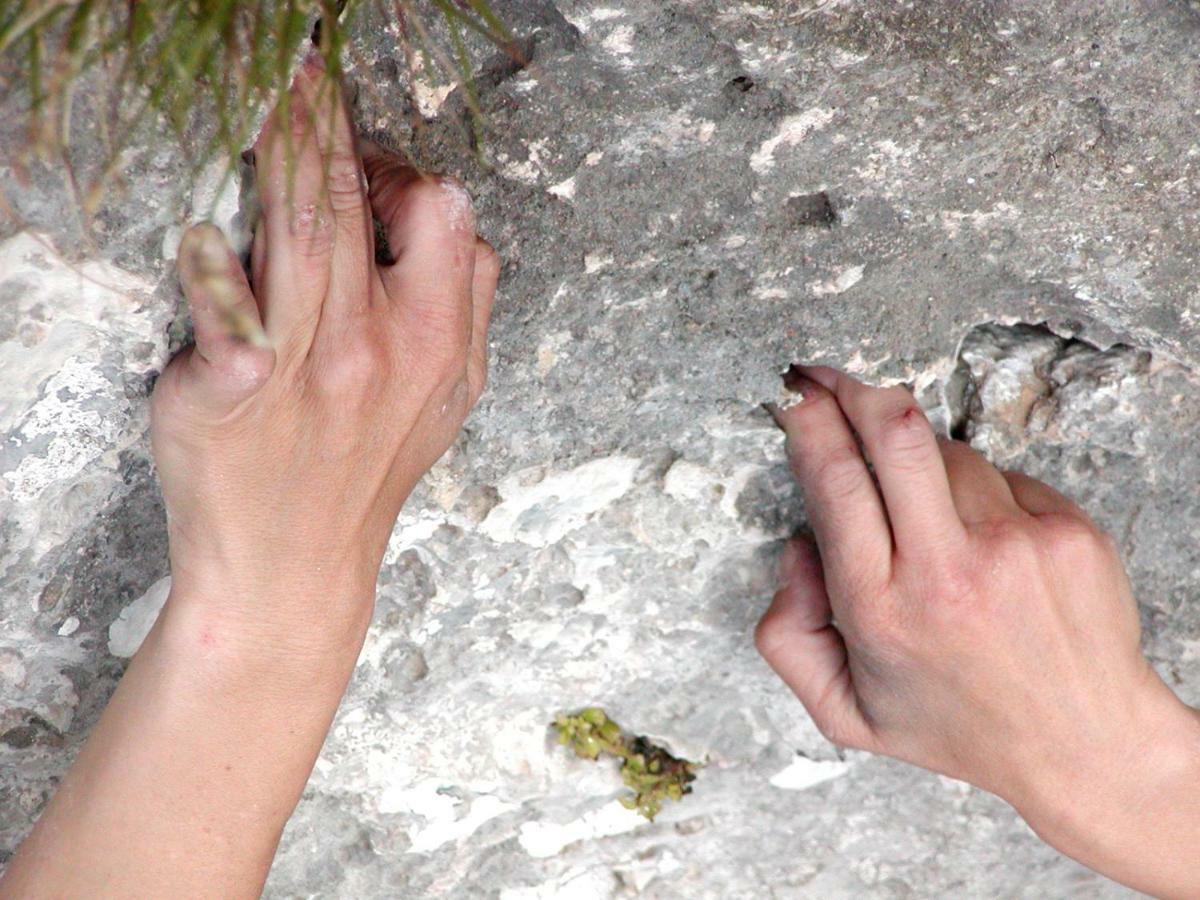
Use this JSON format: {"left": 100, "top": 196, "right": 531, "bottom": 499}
{"left": 5, "top": 2, "right": 1200, "bottom": 896}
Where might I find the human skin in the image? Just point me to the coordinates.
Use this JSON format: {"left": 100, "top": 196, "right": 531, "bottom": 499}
{"left": 2, "top": 60, "right": 1197, "bottom": 900}
{"left": 1, "top": 57, "right": 498, "bottom": 898}
{"left": 759, "top": 367, "right": 1200, "bottom": 898}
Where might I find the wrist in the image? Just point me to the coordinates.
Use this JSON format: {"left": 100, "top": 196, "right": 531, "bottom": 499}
{"left": 155, "top": 574, "right": 375, "bottom": 683}
{"left": 1009, "top": 678, "right": 1200, "bottom": 894}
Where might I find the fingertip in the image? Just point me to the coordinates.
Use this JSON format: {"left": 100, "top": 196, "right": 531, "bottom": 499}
{"left": 793, "top": 364, "right": 841, "bottom": 393}
{"left": 177, "top": 222, "right": 270, "bottom": 352}
{"left": 178, "top": 223, "right": 232, "bottom": 288}
{"left": 773, "top": 367, "right": 834, "bottom": 431}
{"left": 301, "top": 47, "right": 327, "bottom": 76}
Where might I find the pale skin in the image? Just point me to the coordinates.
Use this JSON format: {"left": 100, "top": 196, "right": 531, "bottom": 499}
{"left": 3, "top": 62, "right": 1198, "bottom": 900}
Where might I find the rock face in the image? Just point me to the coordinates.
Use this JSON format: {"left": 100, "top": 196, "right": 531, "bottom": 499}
{"left": 2, "top": 1, "right": 1199, "bottom": 896}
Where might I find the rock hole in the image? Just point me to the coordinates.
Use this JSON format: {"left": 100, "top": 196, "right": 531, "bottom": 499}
{"left": 945, "top": 321, "right": 1152, "bottom": 456}
{"left": 786, "top": 191, "right": 837, "bottom": 228}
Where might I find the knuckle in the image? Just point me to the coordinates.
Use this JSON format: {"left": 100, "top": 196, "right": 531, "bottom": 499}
{"left": 412, "top": 175, "right": 476, "bottom": 235}
{"left": 814, "top": 712, "right": 859, "bottom": 749}
{"left": 324, "top": 153, "right": 366, "bottom": 212}
{"left": 753, "top": 608, "right": 790, "bottom": 663}
{"left": 977, "top": 517, "right": 1040, "bottom": 565}
{"left": 212, "top": 343, "right": 275, "bottom": 392}
{"left": 876, "top": 401, "right": 932, "bottom": 457}
{"left": 830, "top": 554, "right": 890, "bottom": 605}
{"left": 922, "top": 560, "right": 980, "bottom": 612}
{"left": 288, "top": 204, "right": 334, "bottom": 259}
{"left": 1043, "top": 513, "right": 1106, "bottom": 559}
{"left": 804, "top": 442, "right": 867, "bottom": 502}
{"left": 319, "top": 336, "right": 390, "bottom": 399}
{"left": 407, "top": 301, "right": 471, "bottom": 363}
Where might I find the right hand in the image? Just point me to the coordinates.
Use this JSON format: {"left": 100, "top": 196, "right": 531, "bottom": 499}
{"left": 758, "top": 366, "right": 1200, "bottom": 897}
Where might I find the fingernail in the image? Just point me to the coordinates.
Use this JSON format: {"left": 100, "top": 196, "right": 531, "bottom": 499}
{"left": 303, "top": 48, "right": 327, "bottom": 74}
{"left": 781, "top": 363, "right": 819, "bottom": 400}
{"left": 187, "top": 224, "right": 229, "bottom": 276}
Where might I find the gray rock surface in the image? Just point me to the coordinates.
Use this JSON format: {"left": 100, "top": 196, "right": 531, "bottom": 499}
{"left": 4, "top": 1, "right": 1200, "bottom": 896}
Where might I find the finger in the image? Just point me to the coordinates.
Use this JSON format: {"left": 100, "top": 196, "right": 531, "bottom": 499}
{"left": 250, "top": 219, "right": 266, "bottom": 294}
{"left": 362, "top": 142, "right": 477, "bottom": 349}
{"left": 291, "top": 57, "right": 372, "bottom": 313}
{"left": 755, "top": 538, "right": 875, "bottom": 750}
{"left": 938, "top": 438, "right": 1022, "bottom": 523}
{"left": 178, "top": 224, "right": 268, "bottom": 354}
{"left": 359, "top": 140, "right": 420, "bottom": 256}
{"left": 1003, "top": 471, "right": 1090, "bottom": 521}
{"left": 466, "top": 238, "right": 500, "bottom": 404}
{"left": 800, "top": 366, "right": 965, "bottom": 556}
{"left": 253, "top": 56, "right": 358, "bottom": 341}
{"left": 176, "top": 224, "right": 275, "bottom": 407}
{"left": 769, "top": 370, "right": 893, "bottom": 587}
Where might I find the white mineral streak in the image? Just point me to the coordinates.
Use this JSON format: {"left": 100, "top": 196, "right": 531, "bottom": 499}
{"left": 750, "top": 108, "right": 835, "bottom": 174}
{"left": 163, "top": 159, "right": 246, "bottom": 261}
{"left": 500, "top": 867, "right": 615, "bottom": 900}
{"left": 661, "top": 459, "right": 720, "bottom": 503}
{"left": 378, "top": 779, "right": 517, "bottom": 853}
{"left": 810, "top": 263, "right": 865, "bottom": 297}
{"left": 563, "top": 7, "right": 624, "bottom": 34}
{"left": 479, "top": 456, "right": 641, "bottom": 547}
{"left": 768, "top": 755, "right": 853, "bottom": 790}
{"left": 108, "top": 576, "right": 172, "bottom": 658}
{"left": 535, "top": 331, "right": 571, "bottom": 378}
{"left": 548, "top": 176, "right": 577, "bottom": 200}
{"left": 5, "top": 357, "right": 126, "bottom": 504}
{"left": 600, "top": 25, "right": 635, "bottom": 58}
{"left": 518, "top": 801, "right": 646, "bottom": 858}
{"left": 0, "top": 232, "right": 163, "bottom": 563}
{"left": 190, "top": 157, "right": 247, "bottom": 251}
{"left": 408, "top": 54, "right": 456, "bottom": 117}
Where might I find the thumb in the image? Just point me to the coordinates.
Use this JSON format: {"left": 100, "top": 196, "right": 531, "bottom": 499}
{"left": 755, "top": 537, "right": 875, "bottom": 751}
{"left": 175, "top": 224, "right": 275, "bottom": 412}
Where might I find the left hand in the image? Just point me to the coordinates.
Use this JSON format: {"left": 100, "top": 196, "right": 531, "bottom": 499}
{"left": 151, "top": 55, "right": 500, "bottom": 652}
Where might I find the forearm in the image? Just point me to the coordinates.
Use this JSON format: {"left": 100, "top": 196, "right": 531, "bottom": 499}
{"left": 1013, "top": 687, "right": 1200, "bottom": 899}
{"left": 2, "top": 586, "right": 370, "bottom": 898}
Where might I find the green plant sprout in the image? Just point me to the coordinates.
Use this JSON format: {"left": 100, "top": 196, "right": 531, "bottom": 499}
{"left": 0, "top": 0, "right": 513, "bottom": 221}
{"left": 553, "top": 707, "right": 700, "bottom": 821}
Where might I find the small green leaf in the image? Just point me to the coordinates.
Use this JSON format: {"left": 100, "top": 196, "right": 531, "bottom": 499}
{"left": 551, "top": 708, "right": 701, "bottom": 821}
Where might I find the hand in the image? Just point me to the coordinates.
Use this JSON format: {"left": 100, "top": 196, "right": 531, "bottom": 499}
{"left": 0, "top": 59, "right": 501, "bottom": 898}
{"left": 757, "top": 366, "right": 1200, "bottom": 897}
{"left": 152, "top": 56, "right": 499, "bottom": 651}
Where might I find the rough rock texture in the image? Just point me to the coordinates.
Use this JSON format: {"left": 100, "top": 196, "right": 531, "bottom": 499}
{"left": 4, "top": 1, "right": 1200, "bottom": 896}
